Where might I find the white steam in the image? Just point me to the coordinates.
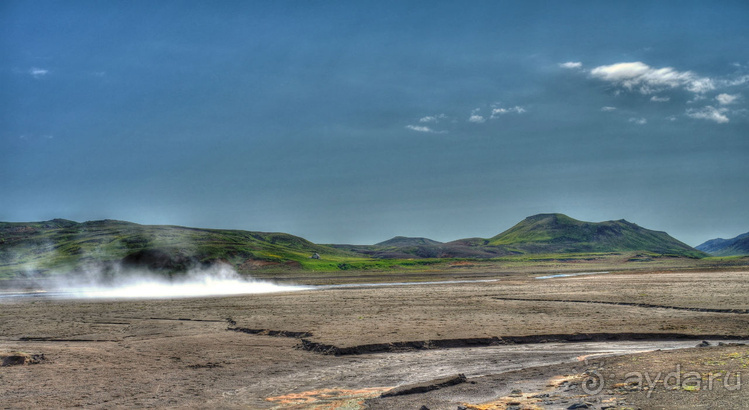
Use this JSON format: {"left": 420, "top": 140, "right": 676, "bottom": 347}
{"left": 51, "top": 263, "right": 310, "bottom": 299}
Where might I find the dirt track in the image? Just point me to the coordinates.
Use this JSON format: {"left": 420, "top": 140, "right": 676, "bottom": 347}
{"left": 1, "top": 270, "right": 748, "bottom": 408}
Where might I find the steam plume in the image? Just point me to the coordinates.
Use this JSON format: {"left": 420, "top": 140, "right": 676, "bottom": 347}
{"left": 48, "top": 263, "right": 310, "bottom": 299}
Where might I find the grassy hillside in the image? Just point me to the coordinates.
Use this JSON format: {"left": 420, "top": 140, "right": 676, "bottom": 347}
{"left": 486, "top": 213, "right": 706, "bottom": 257}
{"left": 0, "top": 219, "right": 366, "bottom": 279}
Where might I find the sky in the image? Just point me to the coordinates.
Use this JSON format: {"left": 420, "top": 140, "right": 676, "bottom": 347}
{"left": 2, "top": 1, "right": 748, "bottom": 246}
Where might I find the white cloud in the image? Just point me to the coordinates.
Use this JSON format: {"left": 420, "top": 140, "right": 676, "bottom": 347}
{"left": 559, "top": 61, "right": 583, "bottom": 69}
{"left": 419, "top": 114, "right": 447, "bottom": 123}
{"left": 716, "top": 93, "right": 739, "bottom": 105}
{"left": 628, "top": 117, "right": 647, "bottom": 125}
{"left": 590, "top": 61, "right": 714, "bottom": 94}
{"left": 29, "top": 67, "right": 49, "bottom": 78}
{"left": 490, "top": 106, "right": 526, "bottom": 118}
{"left": 405, "top": 125, "right": 446, "bottom": 133}
{"left": 591, "top": 62, "right": 650, "bottom": 82}
{"left": 650, "top": 96, "right": 670, "bottom": 102}
{"left": 468, "top": 114, "right": 486, "bottom": 123}
{"left": 723, "top": 75, "right": 749, "bottom": 87}
{"left": 685, "top": 77, "right": 715, "bottom": 94}
{"left": 468, "top": 108, "right": 485, "bottom": 123}
{"left": 600, "top": 106, "right": 617, "bottom": 112}
{"left": 406, "top": 125, "right": 433, "bottom": 132}
{"left": 686, "top": 106, "right": 730, "bottom": 123}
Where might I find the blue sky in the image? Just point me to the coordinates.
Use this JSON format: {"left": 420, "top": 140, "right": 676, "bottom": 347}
{"left": 2, "top": 1, "right": 748, "bottom": 245}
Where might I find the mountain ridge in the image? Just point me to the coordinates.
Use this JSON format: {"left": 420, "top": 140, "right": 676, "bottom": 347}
{"left": 0, "top": 213, "right": 708, "bottom": 278}
{"left": 696, "top": 232, "right": 749, "bottom": 256}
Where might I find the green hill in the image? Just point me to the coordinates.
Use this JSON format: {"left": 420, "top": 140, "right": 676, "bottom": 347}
{"left": 486, "top": 213, "right": 705, "bottom": 257}
{"left": 0, "top": 219, "right": 357, "bottom": 279}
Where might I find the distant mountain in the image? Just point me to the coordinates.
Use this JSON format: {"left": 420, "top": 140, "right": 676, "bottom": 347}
{"left": 334, "top": 213, "right": 705, "bottom": 259}
{"left": 696, "top": 232, "right": 749, "bottom": 256}
{"left": 375, "top": 236, "right": 443, "bottom": 247}
{"left": 484, "top": 213, "right": 705, "bottom": 257}
{"left": 331, "top": 236, "right": 510, "bottom": 259}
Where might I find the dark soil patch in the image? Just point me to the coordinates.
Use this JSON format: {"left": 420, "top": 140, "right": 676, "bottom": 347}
{"left": 1, "top": 352, "right": 46, "bottom": 366}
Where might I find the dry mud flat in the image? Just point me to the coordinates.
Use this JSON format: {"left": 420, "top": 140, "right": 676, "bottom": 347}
{"left": 1, "top": 270, "right": 748, "bottom": 408}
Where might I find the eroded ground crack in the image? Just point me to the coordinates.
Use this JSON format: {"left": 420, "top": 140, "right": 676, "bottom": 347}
{"left": 228, "top": 327, "right": 313, "bottom": 338}
{"left": 491, "top": 297, "right": 749, "bottom": 314}
{"left": 380, "top": 373, "right": 467, "bottom": 397}
{"left": 298, "top": 333, "right": 748, "bottom": 356}
{"left": 222, "top": 321, "right": 747, "bottom": 357}
{"left": 225, "top": 317, "right": 313, "bottom": 338}
{"left": 18, "top": 337, "right": 118, "bottom": 342}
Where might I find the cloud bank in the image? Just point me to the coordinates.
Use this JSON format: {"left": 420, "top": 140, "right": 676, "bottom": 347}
{"left": 590, "top": 61, "right": 714, "bottom": 94}
{"left": 560, "top": 60, "right": 747, "bottom": 125}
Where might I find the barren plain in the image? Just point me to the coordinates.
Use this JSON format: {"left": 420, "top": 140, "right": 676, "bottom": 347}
{"left": 2, "top": 270, "right": 748, "bottom": 409}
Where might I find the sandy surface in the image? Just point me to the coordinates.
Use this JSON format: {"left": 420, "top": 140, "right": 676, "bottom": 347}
{"left": 1, "top": 270, "right": 748, "bottom": 408}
